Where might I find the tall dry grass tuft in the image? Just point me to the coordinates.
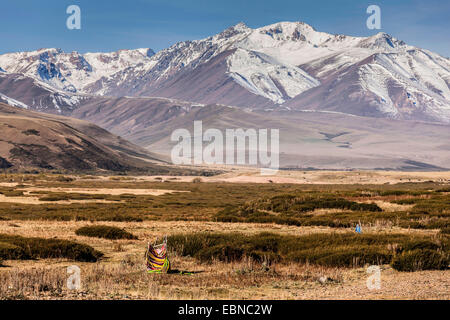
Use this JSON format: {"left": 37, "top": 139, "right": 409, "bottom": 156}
{"left": 0, "top": 267, "right": 66, "bottom": 299}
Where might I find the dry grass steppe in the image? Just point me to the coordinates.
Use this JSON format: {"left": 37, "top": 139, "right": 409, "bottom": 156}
{"left": 0, "top": 171, "right": 448, "bottom": 300}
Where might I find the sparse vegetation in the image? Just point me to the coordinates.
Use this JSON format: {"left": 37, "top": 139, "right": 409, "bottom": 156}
{"left": 0, "top": 176, "right": 448, "bottom": 234}
{"left": 0, "top": 173, "right": 449, "bottom": 300}
{"left": 168, "top": 232, "right": 449, "bottom": 271}
{"left": 215, "top": 193, "right": 384, "bottom": 228}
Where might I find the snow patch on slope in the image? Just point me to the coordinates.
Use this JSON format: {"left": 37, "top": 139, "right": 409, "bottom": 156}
{"left": 358, "top": 64, "right": 398, "bottom": 116}
{"left": 0, "top": 93, "right": 29, "bottom": 109}
{"left": 358, "top": 51, "right": 450, "bottom": 121}
{"left": 228, "top": 49, "right": 320, "bottom": 103}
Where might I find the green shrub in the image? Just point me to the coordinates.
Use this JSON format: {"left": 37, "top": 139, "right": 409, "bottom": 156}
{"left": 0, "top": 234, "right": 103, "bottom": 262}
{"left": 75, "top": 225, "right": 137, "bottom": 240}
{"left": 392, "top": 249, "right": 449, "bottom": 271}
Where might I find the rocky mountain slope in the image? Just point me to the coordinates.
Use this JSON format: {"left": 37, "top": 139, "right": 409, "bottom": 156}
{"left": 0, "top": 72, "right": 90, "bottom": 114}
{"left": 0, "top": 102, "right": 173, "bottom": 173}
{"left": 69, "top": 100, "right": 450, "bottom": 170}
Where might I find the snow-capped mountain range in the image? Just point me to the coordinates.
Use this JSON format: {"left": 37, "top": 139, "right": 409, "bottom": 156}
{"left": 0, "top": 21, "right": 449, "bottom": 123}
{"left": 0, "top": 47, "right": 154, "bottom": 94}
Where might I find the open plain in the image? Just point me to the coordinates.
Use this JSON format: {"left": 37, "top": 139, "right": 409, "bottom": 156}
{"left": 0, "top": 171, "right": 449, "bottom": 300}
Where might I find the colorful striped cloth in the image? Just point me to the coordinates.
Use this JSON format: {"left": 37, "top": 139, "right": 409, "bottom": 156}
{"left": 145, "top": 240, "right": 170, "bottom": 273}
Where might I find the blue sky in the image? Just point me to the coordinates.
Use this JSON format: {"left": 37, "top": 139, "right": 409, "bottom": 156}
{"left": 1, "top": 0, "right": 449, "bottom": 56}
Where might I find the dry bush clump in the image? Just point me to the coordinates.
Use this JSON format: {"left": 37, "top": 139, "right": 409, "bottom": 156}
{"left": 37, "top": 192, "right": 110, "bottom": 202}
{"left": 0, "top": 234, "right": 103, "bottom": 262}
{"left": 392, "top": 249, "right": 448, "bottom": 271}
{"left": 250, "top": 194, "right": 383, "bottom": 213}
{"left": 113, "top": 242, "right": 125, "bottom": 252}
{"left": 75, "top": 225, "right": 137, "bottom": 240}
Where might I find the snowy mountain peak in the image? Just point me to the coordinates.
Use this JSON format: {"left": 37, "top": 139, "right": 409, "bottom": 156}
{"left": 215, "top": 22, "right": 252, "bottom": 41}
{"left": 261, "top": 21, "right": 316, "bottom": 33}
{"left": 229, "top": 22, "right": 250, "bottom": 33}
{"left": 358, "top": 32, "right": 406, "bottom": 51}
{"left": 35, "top": 48, "right": 63, "bottom": 54}
{"left": 145, "top": 48, "right": 156, "bottom": 57}
{"left": 254, "top": 21, "right": 322, "bottom": 42}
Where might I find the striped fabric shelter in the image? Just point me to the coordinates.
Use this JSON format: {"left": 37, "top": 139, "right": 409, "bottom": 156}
{"left": 145, "top": 238, "right": 170, "bottom": 273}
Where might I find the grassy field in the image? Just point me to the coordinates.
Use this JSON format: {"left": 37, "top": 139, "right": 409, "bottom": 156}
{"left": 0, "top": 172, "right": 448, "bottom": 299}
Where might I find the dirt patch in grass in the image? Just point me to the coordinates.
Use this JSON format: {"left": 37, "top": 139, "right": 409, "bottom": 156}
{"left": 371, "top": 200, "right": 414, "bottom": 212}
{"left": 22, "top": 187, "right": 187, "bottom": 196}
{"left": 0, "top": 194, "right": 119, "bottom": 205}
